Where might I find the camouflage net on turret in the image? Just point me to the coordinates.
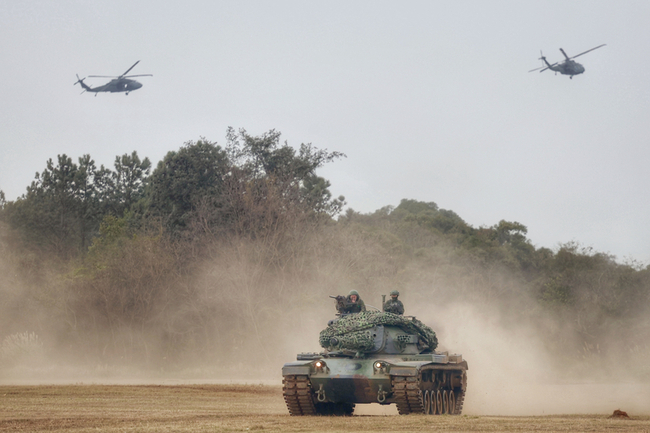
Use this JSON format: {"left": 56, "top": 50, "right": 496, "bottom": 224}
{"left": 319, "top": 311, "right": 438, "bottom": 352}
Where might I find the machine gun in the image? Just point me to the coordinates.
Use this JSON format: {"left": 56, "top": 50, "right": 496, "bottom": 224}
{"left": 329, "top": 295, "right": 346, "bottom": 313}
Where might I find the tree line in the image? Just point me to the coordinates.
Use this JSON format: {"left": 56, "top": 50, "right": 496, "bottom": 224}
{"left": 1, "top": 128, "right": 649, "bottom": 378}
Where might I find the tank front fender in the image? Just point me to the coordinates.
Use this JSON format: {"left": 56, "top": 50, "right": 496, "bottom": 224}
{"left": 282, "top": 361, "right": 313, "bottom": 376}
{"left": 389, "top": 361, "right": 421, "bottom": 376}
{"left": 389, "top": 359, "right": 468, "bottom": 376}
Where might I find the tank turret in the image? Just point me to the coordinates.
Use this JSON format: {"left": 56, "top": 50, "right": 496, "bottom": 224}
{"left": 282, "top": 310, "right": 468, "bottom": 416}
{"left": 320, "top": 311, "right": 438, "bottom": 355}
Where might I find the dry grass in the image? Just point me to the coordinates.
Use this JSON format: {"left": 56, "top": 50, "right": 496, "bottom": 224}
{"left": 1, "top": 384, "right": 649, "bottom": 432}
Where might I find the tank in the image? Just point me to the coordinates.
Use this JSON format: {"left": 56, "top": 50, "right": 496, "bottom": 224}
{"left": 282, "top": 310, "right": 468, "bottom": 416}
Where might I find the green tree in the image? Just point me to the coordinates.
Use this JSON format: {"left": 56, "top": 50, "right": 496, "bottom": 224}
{"left": 225, "top": 127, "right": 346, "bottom": 220}
{"left": 147, "top": 139, "right": 229, "bottom": 233}
{"left": 301, "top": 174, "right": 345, "bottom": 216}
{"left": 494, "top": 220, "right": 528, "bottom": 245}
{"left": 5, "top": 154, "right": 101, "bottom": 256}
{"left": 392, "top": 199, "right": 469, "bottom": 236}
{"left": 108, "top": 151, "right": 151, "bottom": 216}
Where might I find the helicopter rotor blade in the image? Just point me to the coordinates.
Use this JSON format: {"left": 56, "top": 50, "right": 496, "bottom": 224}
{"left": 120, "top": 60, "right": 140, "bottom": 78}
{"left": 123, "top": 74, "right": 153, "bottom": 78}
{"left": 569, "top": 44, "right": 606, "bottom": 60}
{"left": 559, "top": 48, "right": 570, "bottom": 60}
{"left": 529, "top": 51, "right": 544, "bottom": 72}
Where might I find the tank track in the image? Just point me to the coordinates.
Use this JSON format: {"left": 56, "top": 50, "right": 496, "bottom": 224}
{"left": 282, "top": 375, "right": 356, "bottom": 416}
{"left": 391, "top": 367, "right": 467, "bottom": 415}
{"left": 454, "top": 371, "right": 467, "bottom": 415}
{"left": 282, "top": 375, "right": 316, "bottom": 415}
{"left": 392, "top": 376, "right": 425, "bottom": 414}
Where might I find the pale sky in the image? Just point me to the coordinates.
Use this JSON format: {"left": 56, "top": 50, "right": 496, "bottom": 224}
{"left": 2, "top": 1, "right": 649, "bottom": 263}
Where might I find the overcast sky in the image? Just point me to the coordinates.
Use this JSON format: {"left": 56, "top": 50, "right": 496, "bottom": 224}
{"left": 2, "top": 1, "right": 649, "bottom": 263}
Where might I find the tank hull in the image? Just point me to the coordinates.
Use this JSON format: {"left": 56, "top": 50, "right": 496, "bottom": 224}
{"left": 282, "top": 353, "right": 468, "bottom": 415}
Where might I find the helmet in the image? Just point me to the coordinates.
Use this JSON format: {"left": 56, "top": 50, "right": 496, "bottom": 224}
{"left": 349, "top": 290, "right": 359, "bottom": 296}
{"left": 390, "top": 290, "right": 399, "bottom": 296}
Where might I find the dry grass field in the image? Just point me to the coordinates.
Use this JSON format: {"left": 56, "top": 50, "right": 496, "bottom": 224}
{"left": 1, "top": 384, "right": 649, "bottom": 433}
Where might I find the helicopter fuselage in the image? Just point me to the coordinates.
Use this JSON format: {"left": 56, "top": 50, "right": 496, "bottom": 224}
{"left": 546, "top": 60, "right": 585, "bottom": 77}
{"left": 89, "top": 78, "right": 143, "bottom": 93}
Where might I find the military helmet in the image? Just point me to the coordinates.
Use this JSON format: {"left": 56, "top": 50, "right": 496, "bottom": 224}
{"left": 349, "top": 290, "right": 359, "bottom": 296}
{"left": 390, "top": 290, "right": 400, "bottom": 296}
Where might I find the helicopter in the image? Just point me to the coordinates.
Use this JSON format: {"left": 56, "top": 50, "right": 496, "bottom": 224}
{"left": 74, "top": 61, "right": 152, "bottom": 95}
{"left": 529, "top": 44, "right": 606, "bottom": 79}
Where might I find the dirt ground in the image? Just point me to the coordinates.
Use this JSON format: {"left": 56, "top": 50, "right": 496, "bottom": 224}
{"left": 1, "top": 384, "right": 648, "bottom": 433}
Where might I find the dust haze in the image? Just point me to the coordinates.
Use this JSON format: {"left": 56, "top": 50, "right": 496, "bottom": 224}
{"left": 1, "top": 221, "right": 649, "bottom": 416}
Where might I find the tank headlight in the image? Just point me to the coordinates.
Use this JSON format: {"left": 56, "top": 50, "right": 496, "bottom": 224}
{"left": 314, "top": 360, "right": 327, "bottom": 372}
{"left": 373, "top": 361, "right": 388, "bottom": 374}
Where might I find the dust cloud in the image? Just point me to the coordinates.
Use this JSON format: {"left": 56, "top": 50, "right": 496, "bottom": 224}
{"left": 425, "top": 303, "right": 650, "bottom": 415}
{"left": 1, "top": 222, "right": 649, "bottom": 416}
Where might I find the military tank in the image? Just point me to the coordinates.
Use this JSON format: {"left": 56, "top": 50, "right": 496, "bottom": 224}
{"left": 282, "top": 310, "right": 468, "bottom": 416}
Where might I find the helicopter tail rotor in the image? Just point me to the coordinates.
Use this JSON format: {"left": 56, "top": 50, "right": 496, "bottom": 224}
{"left": 529, "top": 51, "right": 550, "bottom": 73}
{"left": 74, "top": 74, "right": 91, "bottom": 94}
{"left": 529, "top": 50, "right": 559, "bottom": 73}
{"left": 538, "top": 51, "right": 547, "bottom": 71}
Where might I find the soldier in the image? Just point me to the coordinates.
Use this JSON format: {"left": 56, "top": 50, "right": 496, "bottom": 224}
{"left": 383, "top": 290, "right": 404, "bottom": 315}
{"left": 335, "top": 290, "right": 366, "bottom": 314}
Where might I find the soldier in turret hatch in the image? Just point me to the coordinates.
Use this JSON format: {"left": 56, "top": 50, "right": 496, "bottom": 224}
{"left": 335, "top": 290, "right": 366, "bottom": 314}
{"left": 383, "top": 290, "right": 404, "bottom": 315}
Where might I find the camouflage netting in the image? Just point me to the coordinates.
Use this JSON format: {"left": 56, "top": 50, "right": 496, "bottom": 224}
{"left": 319, "top": 311, "right": 438, "bottom": 352}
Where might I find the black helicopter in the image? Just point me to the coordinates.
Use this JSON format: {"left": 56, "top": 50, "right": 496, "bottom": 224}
{"left": 74, "top": 61, "right": 152, "bottom": 95}
{"left": 529, "top": 44, "right": 606, "bottom": 79}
